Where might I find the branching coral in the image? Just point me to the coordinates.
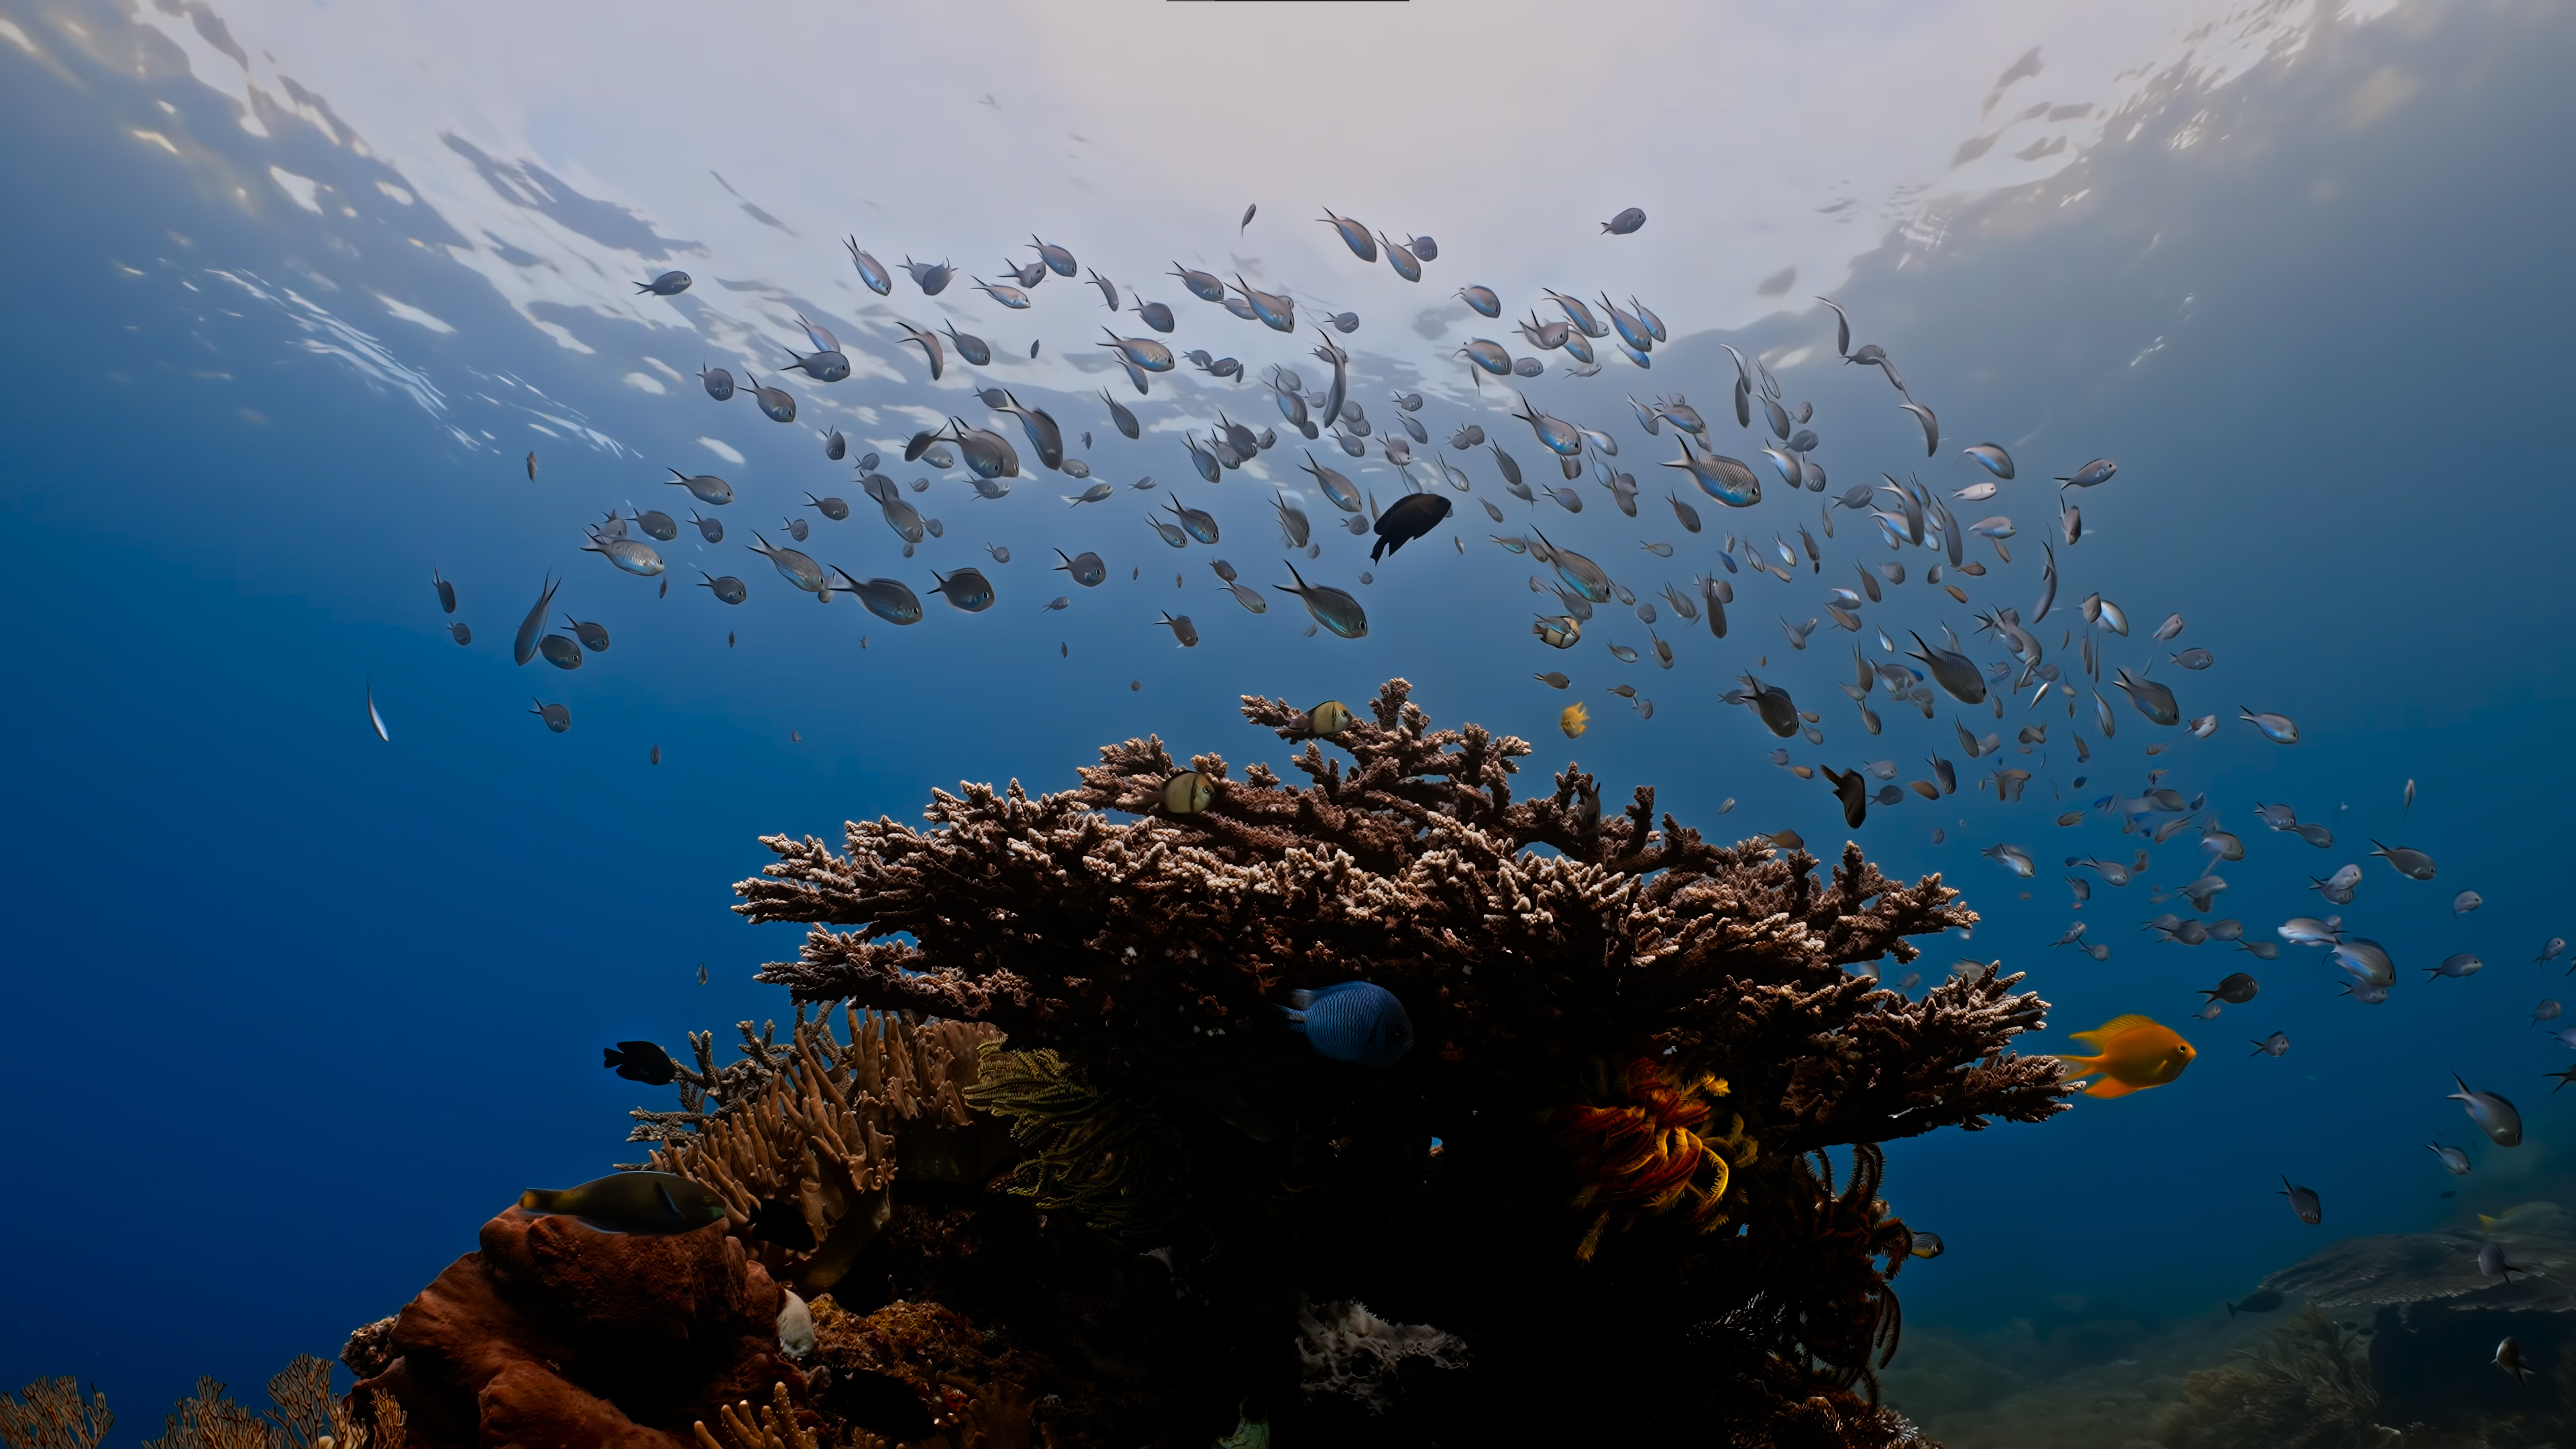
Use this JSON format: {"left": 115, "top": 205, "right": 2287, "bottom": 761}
{"left": 718, "top": 680, "right": 2063, "bottom": 1444}
{"left": 693, "top": 1383, "right": 818, "bottom": 1449}
{"left": 0, "top": 1379, "right": 113, "bottom": 1449}
{"left": 738, "top": 679, "right": 2060, "bottom": 1152}
{"left": 637, "top": 1004, "right": 1004, "bottom": 1293}
{"left": 143, "top": 1379, "right": 275, "bottom": 1449}
{"left": 9, "top": 1364, "right": 402, "bottom": 1449}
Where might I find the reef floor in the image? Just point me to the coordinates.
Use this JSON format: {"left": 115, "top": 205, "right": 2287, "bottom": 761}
{"left": 1888, "top": 1202, "right": 2576, "bottom": 1448}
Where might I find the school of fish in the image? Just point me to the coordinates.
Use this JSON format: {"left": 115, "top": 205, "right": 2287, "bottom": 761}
{"left": 425, "top": 207, "right": 2565, "bottom": 1316}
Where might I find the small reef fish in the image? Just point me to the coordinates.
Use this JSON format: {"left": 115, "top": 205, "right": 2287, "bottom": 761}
{"left": 2450, "top": 1075, "right": 2524, "bottom": 1146}
{"left": 1909, "top": 1233, "right": 1945, "bottom": 1260}
{"left": 1280, "top": 981, "right": 1414, "bottom": 1067}
{"left": 519, "top": 1171, "right": 727, "bottom": 1234}
{"left": 1561, "top": 702, "right": 1589, "bottom": 738}
{"left": 2479, "top": 1242, "right": 2531, "bottom": 1283}
{"left": 2055, "top": 1014, "right": 2195, "bottom": 1098}
{"left": 2498, "top": 1336, "right": 2532, "bottom": 1387}
{"left": 2279, "top": 1177, "right": 2322, "bottom": 1225}
{"left": 602, "top": 1040, "right": 676, "bottom": 1085}
{"left": 1162, "top": 771, "right": 1214, "bottom": 814}
{"left": 777, "top": 1289, "right": 816, "bottom": 1357}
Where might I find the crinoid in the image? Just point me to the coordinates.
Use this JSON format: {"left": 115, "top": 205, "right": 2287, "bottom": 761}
{"left": 1730, "top": 1144, "right": 1918, "bottom": 1402}
{"left": 1552, "top": 1057, "right": 1759, "bottom": 1260}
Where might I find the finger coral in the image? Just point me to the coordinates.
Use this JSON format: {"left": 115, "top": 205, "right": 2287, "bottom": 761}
{"left": 637, "top": 1005, "right": 1006, "bottom": 1294}
{"left": 719, "top": 679, "right": 2065, "bottom": 1444}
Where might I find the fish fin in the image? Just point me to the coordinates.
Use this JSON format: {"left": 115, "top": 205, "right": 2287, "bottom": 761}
{"left": 519, "top": 1189, "right": 555, "bottom": 1212}
{"left": 2051, "top": 1052, "right": 2105, "bottom": 1072}
{"left": 2082, "top": 1077, "right": 2147, "bottom": 1099}
{"left": 2090, "top": 1013, "right": 2161, "bottom": 1037}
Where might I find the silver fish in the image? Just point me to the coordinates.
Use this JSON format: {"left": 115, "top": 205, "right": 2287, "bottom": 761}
{"left": 2449, "top": 1075, "right": 2523, "bottom": 1146}
{"left": 1318, "top": 209, "right": 1377, "bottom": 262}
{"left": 2240, "top": 709, "right": 2300, "bottom": 744}
{"left": 843, "top": 240, "right": 891, "bottom": 296}
{"left": 1277, "top": 561, "right": 1366, "bottom": 638}
{"left": 2370, "top": 841, "right": 2436, "bottom": 880}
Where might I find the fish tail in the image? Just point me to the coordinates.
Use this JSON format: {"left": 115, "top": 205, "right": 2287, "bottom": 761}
{"left": 2051, "top": 1052, "right": 2105, "bottom": 1077}
{"left": 2082, "top": 1078, "right": 2146, "bottom": 1099}
{"left": 519, "top": 1189, "right": 558, "bottom": 1213}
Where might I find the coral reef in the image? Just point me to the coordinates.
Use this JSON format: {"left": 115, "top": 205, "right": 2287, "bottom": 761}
{"left": 0, "top": 1379, "right": 111, "bottom": 1449}
{"left": 798, "top": 1296, "right": 1052, "bottom": 1448}
{"left": 3, "top": 1358, "right": 405, "bottom": 1449}
{"left": 2153, "top": 1305, "right": 2381, "bottom": 1449}
{"left": 704, "top": 679, "right": 2067, "bottom": 1445}
{"left": 352, "top": 1205, "right": 799, "bottom": 1449}
{"left": 631, "top": 1005, "right": 1006, "bottom": 1294}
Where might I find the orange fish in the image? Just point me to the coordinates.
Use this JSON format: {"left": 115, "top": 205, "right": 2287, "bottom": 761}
{"left": 2055, "top": 1014, "right": 2196, "bottom": 1098}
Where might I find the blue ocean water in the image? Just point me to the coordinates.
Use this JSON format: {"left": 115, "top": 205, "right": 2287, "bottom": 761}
{"left": 3, "top": 0, "right": 2572, "bottom": 1437}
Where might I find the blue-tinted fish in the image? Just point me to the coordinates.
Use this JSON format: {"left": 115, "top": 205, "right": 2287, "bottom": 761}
{"left": 1028, "top": 234, "right": 1077, "bottom": 277}
{"left": 1381, "top": 230, "right": 1421, "bottom": 282}
{"left": 1279, "top": 981, "right": 1413, "bottom": 1067}
{"left": 2449, "top": 1075, "right": 2524, "bottom": 1146}
{"left": 1319, "top": 210, "right": 1377, "bottom": 262}
{"left": 2057, "top": 458, "right": 2117, "bottom": 488}
{"left": 935, "top": 323, "right": 990, "bottom": 368}
{"left": 1168, "top": 263, "right": 1226, "bottom": 302}
{"left": 828, "top": 569, "right": 922, "bottom": 625}
{"left": 1276, "top": 561, "right": 1367, "bottom": 638}
{"left": 930, "top": 567, "right": 995, "bottom": 612}
{"left": 843, "top": 239, "right": 892, "bottom": 295}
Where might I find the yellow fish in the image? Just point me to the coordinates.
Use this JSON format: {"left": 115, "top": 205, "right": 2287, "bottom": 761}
{"left": 2055, "top": 1014, "right": 2195, "bottom": 1098}
{"left": 1162, "top": 770, "right": 1214, "bottom": 814}
{"left": 1561, "top": 702, "right": 1589, "bottom": 738}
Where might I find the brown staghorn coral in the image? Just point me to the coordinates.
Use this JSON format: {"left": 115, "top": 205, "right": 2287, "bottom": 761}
{"left": 637, "top": 1004, "right": 1006, "bottom": 1294}
{"left": 723, "top": 680, "right": 2061, "bottom": 1445}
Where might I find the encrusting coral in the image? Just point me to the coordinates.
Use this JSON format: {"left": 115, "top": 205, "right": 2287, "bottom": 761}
{"left": 351, "top": 1203, "right": 798, "bottom": 1449}
{"left": 715, "top": 678, "right": 2066, "bottom": 1446}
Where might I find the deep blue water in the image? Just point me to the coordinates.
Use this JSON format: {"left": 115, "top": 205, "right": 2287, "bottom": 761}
{"left": 5, "top": 0, "right": 2574, "bottom": 1432}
